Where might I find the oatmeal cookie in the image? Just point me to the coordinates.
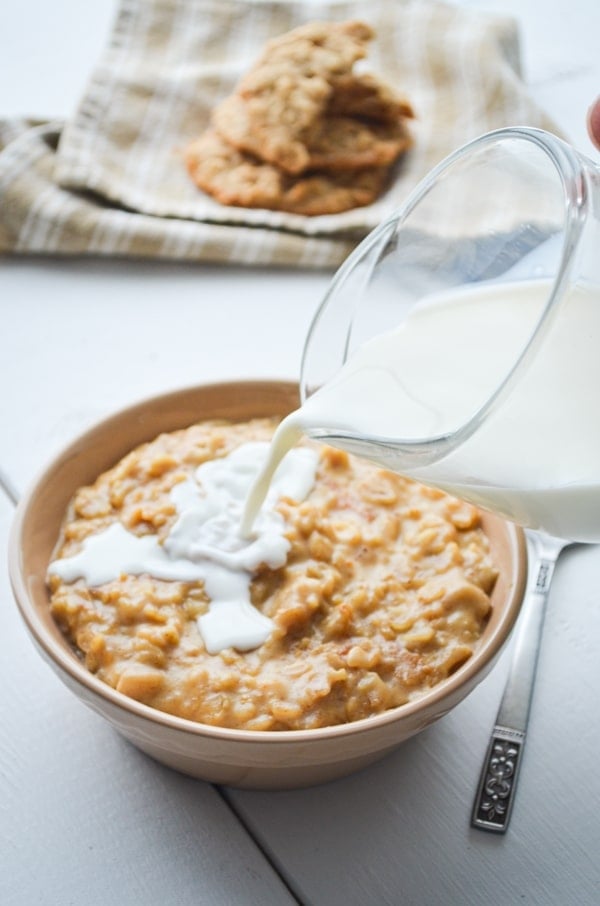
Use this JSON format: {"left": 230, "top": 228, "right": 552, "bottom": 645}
{"left": 184, "top": 129, "right": 390, "bottom": 215}
{"left": 328, "top": 72, "right": 415, "bottom": 123}
{"left": 305, "top": 115, "right": 412, "bottom": 171}
{"left": 214, "top": 20, "right": 375, "bottom": 174}
{"left": 281, "top": 166, "right": 389, "bottom": 215}
{"left": 214, "top": 94, "right": 412, "bottom": 173}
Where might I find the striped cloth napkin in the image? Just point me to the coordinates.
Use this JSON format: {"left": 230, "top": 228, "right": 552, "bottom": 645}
{"left": 0, "top": 0, "right": 559, "bottom": 269}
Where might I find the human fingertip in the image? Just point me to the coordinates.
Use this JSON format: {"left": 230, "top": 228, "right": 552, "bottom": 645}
{"left": 587, "top": 96, "right": 600, "bottom": 150}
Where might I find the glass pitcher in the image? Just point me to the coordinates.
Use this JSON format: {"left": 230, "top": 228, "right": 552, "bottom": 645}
{"left": 299, "top": 127, "right": 600, "bottom": 541}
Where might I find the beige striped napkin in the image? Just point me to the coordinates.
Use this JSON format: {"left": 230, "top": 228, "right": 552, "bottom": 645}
{"left": 0, "top": 0, "right": 559, "bottom": 268}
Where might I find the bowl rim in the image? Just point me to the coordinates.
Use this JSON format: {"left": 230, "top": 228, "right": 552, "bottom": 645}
{"left": 8, "top": 379, "right": 528, "bottom": 745}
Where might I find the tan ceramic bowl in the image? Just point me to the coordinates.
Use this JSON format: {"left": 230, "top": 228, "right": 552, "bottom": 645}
{"left": 9, "top": 381, "right": 527, "bottom": 790}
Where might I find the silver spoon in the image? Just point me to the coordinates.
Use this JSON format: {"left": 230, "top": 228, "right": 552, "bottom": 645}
{"left": 471, "top": 529, "right": 571, "bottom": 833}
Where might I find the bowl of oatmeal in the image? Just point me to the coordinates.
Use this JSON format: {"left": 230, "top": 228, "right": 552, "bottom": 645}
{"left": 9, "top": 380, "right": 527, "bottom": 789}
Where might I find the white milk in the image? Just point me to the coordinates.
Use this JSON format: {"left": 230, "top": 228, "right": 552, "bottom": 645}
{"left": 49, "top": 442, "right": 319, "bottom": 653}
{"left": 244, "top": 279, "right": 600, "bottom": 542}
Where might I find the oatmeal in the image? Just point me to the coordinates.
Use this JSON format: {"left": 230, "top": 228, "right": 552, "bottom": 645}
{"left": 47, "top": 418, "right": 497, "bottom": 731}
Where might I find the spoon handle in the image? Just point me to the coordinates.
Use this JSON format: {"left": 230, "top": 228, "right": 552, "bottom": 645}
{"left": 471, "top": 532, "right": 565, "bottom": 833}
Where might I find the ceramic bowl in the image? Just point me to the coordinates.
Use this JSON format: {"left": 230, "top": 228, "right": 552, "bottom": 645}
{"left": 9, "top": 380, "right": 527, "bottom": 790}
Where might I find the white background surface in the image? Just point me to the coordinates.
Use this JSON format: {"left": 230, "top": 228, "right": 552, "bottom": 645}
{"left": 2, "top": 1, "right": 600, "bottom": 904}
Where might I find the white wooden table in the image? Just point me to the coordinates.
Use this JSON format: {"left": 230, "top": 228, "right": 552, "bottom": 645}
{"left": 2, "top": 2, "right": 599, "bottom": 903}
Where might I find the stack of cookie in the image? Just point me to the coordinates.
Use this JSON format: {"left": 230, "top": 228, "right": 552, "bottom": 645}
{"left": 184, "top": 20, "right": 414, "bottom": 216}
